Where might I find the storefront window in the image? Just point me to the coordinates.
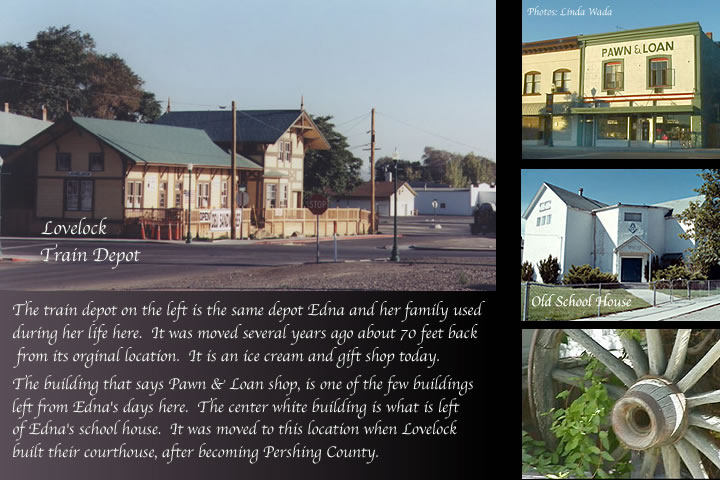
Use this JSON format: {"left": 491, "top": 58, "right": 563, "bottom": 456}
{"left": 598, "top": 115, "right": 628, "bottom": 140}
{"left": 522, "top": 116, "right": 544, "bottom": 140}
{"left": 655, "top": 114, "right": 690, "bottom": 141}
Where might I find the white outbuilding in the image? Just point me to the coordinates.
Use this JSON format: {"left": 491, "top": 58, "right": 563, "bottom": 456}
{"left": 414, "top": 183, "right": 496, "bottom": 216}
{"left": 521, "top": 182, "right": 700, "bottom": 282}
{"left": 331, "top": 181, "right": 416, "bottom": 216}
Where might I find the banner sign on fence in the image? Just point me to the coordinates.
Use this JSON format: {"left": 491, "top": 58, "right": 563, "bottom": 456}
{"left": 196, "top": 209, "right": 242, "bottom": 231}
{"left": 209, "top": 209, "right": 242, "bottom": 231}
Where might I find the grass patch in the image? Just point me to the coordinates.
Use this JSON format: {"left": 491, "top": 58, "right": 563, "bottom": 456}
{"left": 520, "top": 284, "right": 651, "bottom": 321}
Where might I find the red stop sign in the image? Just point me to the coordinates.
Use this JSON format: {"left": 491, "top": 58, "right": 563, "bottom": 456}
{"left": 306, "top": 194, "right": 328, "bottom": 215}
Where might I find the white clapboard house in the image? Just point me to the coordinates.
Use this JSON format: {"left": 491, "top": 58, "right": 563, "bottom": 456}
{"left": 522, "top": 182, "right": 700, "bottom": 282}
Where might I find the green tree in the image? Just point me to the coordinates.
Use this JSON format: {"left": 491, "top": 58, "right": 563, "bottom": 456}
{"left": 678, "top": 169, "right": 720, "bottom": 276}
{"left": 0, "top": 25, "right": 159, "bottom": 122}
{"left": 442, "top": 158, "right": 468, "bottom": 187}
{"left": 375, "top": 156, "right": 424, "bottom": 183}
{"left": 422, "top": 147, "right": 461, "bottom": 183}
{"left": 304, "top": 116, "right": 363, "bottom": 198}
{"left": 461, "top": 153, "right": 496, "bottom": 185}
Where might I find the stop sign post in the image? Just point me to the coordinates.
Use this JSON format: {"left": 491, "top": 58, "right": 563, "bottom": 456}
{"left": 306, "top": 194, "right": 328, "bottom": 263}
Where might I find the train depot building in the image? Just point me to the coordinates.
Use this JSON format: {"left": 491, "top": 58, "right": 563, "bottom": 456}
{"left": 2, "top": 112, "right": 370, "bottom": 239}
{"left": 522, "top": 22, "right": 720, "bottom": 148}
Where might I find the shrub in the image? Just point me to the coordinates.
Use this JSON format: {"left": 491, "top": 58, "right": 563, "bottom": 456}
{"left": 538, "top": 255, "right": 560, "bottom": 284}
{"left": 563, "top": 264, "right": 618, "bottom": 285}
{"left": 521, "top": 261, "right": 534, "bottom": 282}
{"left": 653, "top": 263, "right": 706, "bottom": 288}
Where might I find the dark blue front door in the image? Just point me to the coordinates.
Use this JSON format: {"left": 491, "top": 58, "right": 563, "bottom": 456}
{"left": 621, "top": 258, "right": 642, "bottom": 282}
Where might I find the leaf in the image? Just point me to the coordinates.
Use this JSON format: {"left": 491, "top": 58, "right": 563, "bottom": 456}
{"left": 556, "top": 390, "right": 570, "bottom": 400}
{"left": 601, "top": 451, "right": 615, "bottom": 462}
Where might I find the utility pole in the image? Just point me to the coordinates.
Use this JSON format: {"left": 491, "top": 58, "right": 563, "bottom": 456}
{"left": 231, "top": 100, "right": 237, "bottom": 239}
{"left": 370, "top": 108, "right": 375, "bottom": 233}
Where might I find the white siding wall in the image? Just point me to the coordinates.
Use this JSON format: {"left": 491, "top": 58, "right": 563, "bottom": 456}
{"left": 564, "top": 208, "right": 594, "bottom": 275}
{"left": 522, "top": 188, "right": 567, "bottom": 281}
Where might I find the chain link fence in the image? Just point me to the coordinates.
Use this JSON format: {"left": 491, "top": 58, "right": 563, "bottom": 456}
{"left": 520, "top": 279, "right": 720, "bottom": 321}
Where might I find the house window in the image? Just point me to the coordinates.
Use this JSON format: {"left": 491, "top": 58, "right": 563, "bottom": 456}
{"left": 159, "top": 181, "right": 168, "bottom": 208}
{"left": 279, "top": 184, "right": 288, "bottom": 208}
{"left": 537, "top": 217, "right": 541, "bottom": 227}
{"left": 266, "top": 184, "right": 277, "bottom": 208}
{"left": 523, "top": 72, "right": 541, "bottom": 94}
{"left": 553, "top": 69, "right": 570, "bottom": 92}
{"left": 174, "top": 182, "right": 183, "bottom": 208}
{"left": 221, "top": 180, "right": 229, "bottom": 208}
{"left": 66, "top": 179, "right": 93, "bottom": 211}
{"left": 624, "top": 212, "right": 642, "bottom": 222}
{"left": 196, "top": 182, "right": 210, "bottom": 209}
{"left": 546, "top": 214, "right": 551, "bottom": 225}
{"left": 277, "top": 141, "right": 291, "bottom": 165}
{"left": 603, "top": 60, "right": 624, "bottom": 91}
{"left": 126, "top": 180, "right": 143, "bottom": 208}
{"left": 649, "top": 57, "right": 671, "bottom": 88}
{"left": 89, "top": 152, "right": 104, "bottom": 172}
{"left": 56, "top": 152, "right": 71, "bottom": 171}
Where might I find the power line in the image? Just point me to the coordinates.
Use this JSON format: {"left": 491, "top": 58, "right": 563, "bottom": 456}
{"left": 376, "top": 111, "right": 484, "bottom": 153}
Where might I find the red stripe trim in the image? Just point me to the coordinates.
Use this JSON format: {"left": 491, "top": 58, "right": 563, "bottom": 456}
{"left": 583, "top": 92, "right": 694, "bottom": 100}
{"left": 583, "top": 97, "right": 694, "bottom": 103}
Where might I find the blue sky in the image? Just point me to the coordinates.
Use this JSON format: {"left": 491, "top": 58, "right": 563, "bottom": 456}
{"left": 521, "top": 170, "right": 705, "bottom": 235}
{"left": 2, "top": 1, "right": 494, "bottom": 176}
{"left": 522, "top": 1, "right": 719, "bottom": 42}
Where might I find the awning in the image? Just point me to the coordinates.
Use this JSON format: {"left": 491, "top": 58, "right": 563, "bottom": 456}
{"left": 571, "top": 105, "right": 699, "bottom": 115}
{"left": 522, "top": 103, "right": 573, "bottom": 116}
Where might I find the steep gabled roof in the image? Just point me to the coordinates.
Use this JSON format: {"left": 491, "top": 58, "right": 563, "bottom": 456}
{"left": 522, "top": 182, "right": 607, "bottom": 219}
{"left": 154, "top": 109, "right": 330, "bottom": 150}
{"left": 0, "top": 111, "right": 52, "bottom": 157}
{"left": 544, "top": 183, "right": 607, "bottom": 211}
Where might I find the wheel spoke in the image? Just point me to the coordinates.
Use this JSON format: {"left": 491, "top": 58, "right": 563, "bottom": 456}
{"left": 674, "top": 438, "right": 709, "bottom": 479}
{"left": 685, "top": 427, "right": 720, "bottom": 471}
{"left": 638, "top": 448, "right": 659, "bottom": 478}
{"left": 677, "top": 337, "right": 720, "bottom": 392}
{"left": 562, "top": 329, "right": 636, "bottom": 387}
{"left": 662, "top": 445, "right": 682, "bottom": 479}
{"left": 646, "top": 329, "right": 666, "bottom": 376}
{"left": 687, "top": 390, "right": 720, "bottom": 408}
{"left": 619, "top": 334, "right": 649, "bottom": 378}
{"left": 689, "top": 412, "right": 720, "bottom": 433}
{"left": 665, "top": 329, "right": 693, "bottom": 381}
{"left": 551, "top": 368, "right": 626, "bottom": 399}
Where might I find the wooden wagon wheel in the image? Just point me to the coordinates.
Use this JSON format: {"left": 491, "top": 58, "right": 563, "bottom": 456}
{"left": 528, "top": 329, "right": 720, "bottom": 478}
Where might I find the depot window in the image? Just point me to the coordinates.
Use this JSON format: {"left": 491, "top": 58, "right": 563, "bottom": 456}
{"left": 89, "top": 152, "right": 104, "bottom": 172}
{"left": 649, "top": 56, "right": 672, "bottom": 88}
{"left": 553, "top": 69, "right": 570, "bottom": 92}
{"left": 56, "top": 152, "right": 71, "bottom": 171}
{"left": 196, "top": 182, "right": 210, "bottom": 209}
{"left": 524, "top": 72, "right": 541, "bottom": 94}
{"left": 603, "top": 60, "right": 624, "bottom": 91}
{"left": 126, "top": 180, "right": 143, "bottom": 209}
{"left": 598, "top": 115, "right": 628, "bottom": 140}
{"left": 66, "top": 179, "right": 93, "bottom": 211}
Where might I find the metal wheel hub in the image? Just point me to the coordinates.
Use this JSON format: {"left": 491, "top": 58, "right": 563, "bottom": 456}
{"left": 611, "top": 376, "right": 688, "bottom": 450}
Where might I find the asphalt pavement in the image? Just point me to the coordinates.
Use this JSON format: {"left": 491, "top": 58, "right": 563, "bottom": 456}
{"left": 0, "top": 214, "right": 494, "bottom": 290}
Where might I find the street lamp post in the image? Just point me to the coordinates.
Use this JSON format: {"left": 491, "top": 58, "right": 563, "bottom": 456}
{"left": 390, "top": 149, "right": 400, "bottom": 262}
{"left": 186, "top": 163, "right": 193, "bottom": 244}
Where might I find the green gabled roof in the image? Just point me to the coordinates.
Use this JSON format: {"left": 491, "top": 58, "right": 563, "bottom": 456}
{"left": 73, "top": 117, "right": 261, "bottom": 169}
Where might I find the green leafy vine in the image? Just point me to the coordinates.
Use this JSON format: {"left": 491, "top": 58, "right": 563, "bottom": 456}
{"left": 523, "top": 357, "right": 632, "bottom": 479}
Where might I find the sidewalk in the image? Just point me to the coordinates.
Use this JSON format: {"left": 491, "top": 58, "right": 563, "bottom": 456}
{"left": 574, "top": 294, "right": 720, "bottom": 321}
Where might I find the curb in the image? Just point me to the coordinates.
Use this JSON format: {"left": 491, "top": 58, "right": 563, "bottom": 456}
{"left": 409, "top": 245, "right": 496, "bottom": 252}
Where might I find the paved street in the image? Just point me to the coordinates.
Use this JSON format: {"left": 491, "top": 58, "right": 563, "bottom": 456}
{"left": 0, "top": 215, "right": 494, "bottom": 290}
{"left": 523, "top": 146, "right": 720, "bottom": 159}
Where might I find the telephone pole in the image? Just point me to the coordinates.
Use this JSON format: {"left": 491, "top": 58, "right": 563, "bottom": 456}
{"left": 370, "top": 108, "right": 376, "bottom": 233}
{"left": 231, "top": 100, "right": 237, "bottom": 239}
